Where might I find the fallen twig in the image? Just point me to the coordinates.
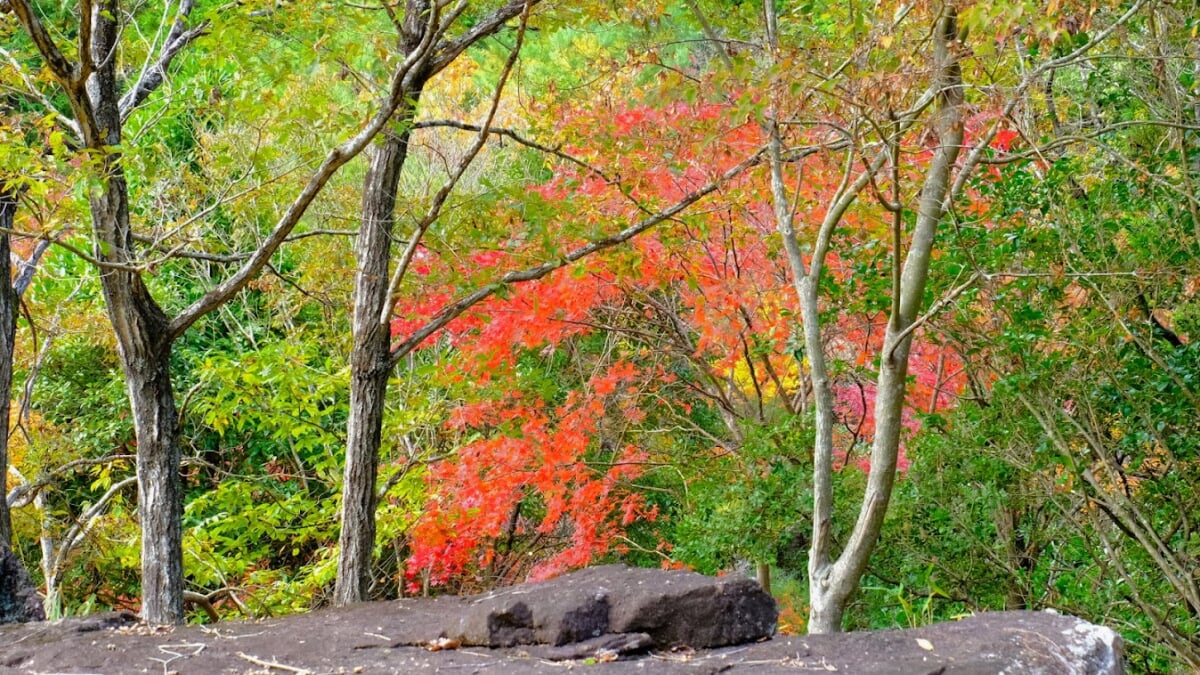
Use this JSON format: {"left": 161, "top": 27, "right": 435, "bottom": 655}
{"left": 199, "top": 626, "right": 270, "bottom": 640}
{"left": 235, "top": 651, "right": 314, "bottom": 674}
{"left": 149, "top": 641, "right": 206, "bottom": 674}
{"left": 183, "top": 590, "right": 219, "bottom": 622}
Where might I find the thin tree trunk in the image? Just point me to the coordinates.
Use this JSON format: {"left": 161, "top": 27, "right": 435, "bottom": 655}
{"left": 0, "top": 191, "right": 51, "bottom": 614}
{"left": 0, "top": 191, "right": 16, "bottom": 550}
{"left": 334, "top": 0, "right": 437, "bottom": 606}
{"left": 756, "top": 562, "right": 771, "bottom": 594}
{"left": 38, "top": 489, "right": 57, "bottom": 618}
{"left": 80, "top": 0, "right": 184, "bottom": 625}
{"left": 764, "top": 0, "right": 966, "bottom": 630}
{"left": 334, "top": 0, "right": 537, "bottom": 604}
{"left": 336, "top": 121, "right": 418, "bottom": 604}
{"left": 805, "top": 10, "right": 965, "bottom": 633}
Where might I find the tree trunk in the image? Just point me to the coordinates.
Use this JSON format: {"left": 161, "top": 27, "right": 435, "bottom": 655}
{"left": 0, "top": 192, "right": 16, "bottom": 550}
{"left": 90, "top": 164, "right": 184, "bottom": 625}
{"left": 806, "top": 341, "right": 916, "bottom": 632}
{"left": 122, "top": 344, "right": 184, "bottom": 623}
{"left": 336, "top": 121, "right": 417, "bottom": 604}
{"left": 37, "top": 489, "right": 57, "bottom": 618}
{"left": 80, "top": 1, "right": 184, "bottom": 625}
{"left": 334, "top": 0, "right": 536, "bottom": 603}
{"left": 756, "top": 562, "right": 771, "bottom": 594}
{"left": 793, "top": 8, "right": 965, "bottom": 634}
{"left": 806, "top": 581, "right": 846, "bottom": 634}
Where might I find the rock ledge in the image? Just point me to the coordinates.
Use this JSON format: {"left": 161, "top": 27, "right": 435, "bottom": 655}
{"left": 0, "top": 566, "right": 1125, "bottom": 674}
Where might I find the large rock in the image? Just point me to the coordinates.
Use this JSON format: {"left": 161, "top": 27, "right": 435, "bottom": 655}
{"left": 759, "top": 609, "right": 1125, "bottom": 675}
{"left": 441, "top": 564, "right": 778, "bottom": 649}
{"left": 0, "top": 546, "right": 44, "bottom": 625}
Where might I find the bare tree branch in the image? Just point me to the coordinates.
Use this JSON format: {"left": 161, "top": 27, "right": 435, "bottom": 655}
{"left": 411, "top": 120, "right": 615, "bottom": 182}
{"left": 47, "top": 476, "right": 137, "bottom": 591}
{"left": 7, "top": 454, "right": 136, "bottom": 508}
{"left": 118, "top": 0, "right": 209, "bottom": 120}
{"left": 429, "top": 0, "right": 530, "bottom": 73}
{"left": 8, "top": 0, "right": 78, "bottom": 86}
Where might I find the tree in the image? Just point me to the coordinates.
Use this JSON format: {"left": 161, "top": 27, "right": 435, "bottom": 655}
{"left": 769, "top": 5, "right": 966, "bottom": 632}
{"left": 0, "top": 189, "right": 15, "bottom": 549}
{"left": 756, "top": 0, "right": 1149, "bottom": 631}
{"left": 6, "top": 0, "right": 451, "bottom": 623}
{"left": 1, "top": 0, "right": 184, "bottom": 558}
{"left": 336, "top": 0, "right": 542, "bottom": 605}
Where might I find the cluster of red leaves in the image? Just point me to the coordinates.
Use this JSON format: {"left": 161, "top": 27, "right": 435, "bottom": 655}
{"left": 406, "top": 360, "right": 657, "bottom": 588}
{"left": 830, "top": 314, "right": 965, "bottom": 472}
{"left": 394, "top": 101, "right": 766, "bottom": 587}
{"left": 395, "top": 96, "right": 971, "bottom": 588}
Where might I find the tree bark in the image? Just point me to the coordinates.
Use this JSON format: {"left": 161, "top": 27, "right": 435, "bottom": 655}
{"left": 804, "top": 10, "right": 964, "bottom": 633}
{"left": 334, "top": 0, "right": 537, "bottom": 604}
{"left": 120, "top": 342, "right": 183, "bottom": 623}
{"left": 333, "top": 0, "right": 439, "bottom": 607}
{"left": 336, "top": 120, "right": 418, "bottom": 604}
{"left": 0, "top": 192, "right": 16, "bottom": 550}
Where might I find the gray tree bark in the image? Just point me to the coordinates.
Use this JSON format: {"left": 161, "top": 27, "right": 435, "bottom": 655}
{"left": 336, "top": 123, "right": 417, "bottom": 603}
{"left": 0, "top": 191, "right": 16, "bottom": 550}
{"left": 334, "top": 0, "right": 538, "bottom": 604}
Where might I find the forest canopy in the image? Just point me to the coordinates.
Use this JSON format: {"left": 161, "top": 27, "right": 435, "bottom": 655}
{"left": 2, "top": 0, "right": 1199, "bottom": 671}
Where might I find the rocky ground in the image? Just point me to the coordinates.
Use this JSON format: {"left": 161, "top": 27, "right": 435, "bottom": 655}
{"left": 0, "top": 565, "right": 1124, "bottom": 674}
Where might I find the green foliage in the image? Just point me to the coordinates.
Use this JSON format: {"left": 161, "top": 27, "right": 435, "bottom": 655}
{"left": 672, "top": 414, "right": 812, "bottom": 573}
{"left": 178, "top": 334, "right": 350, "bottom": 615}
{"left": 4, "top": 3, "right": 1200, "bottom": 669}
{"left": 30, "top": 338, "right": 130, "bottom": 457}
